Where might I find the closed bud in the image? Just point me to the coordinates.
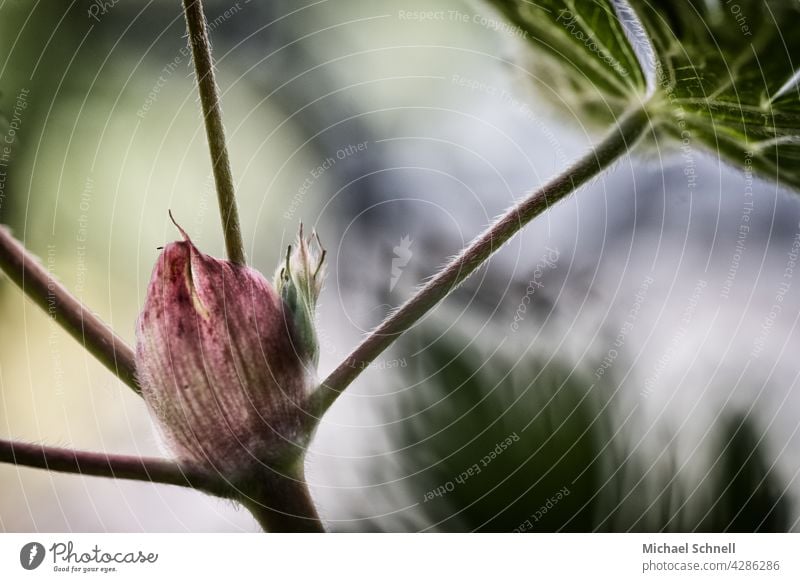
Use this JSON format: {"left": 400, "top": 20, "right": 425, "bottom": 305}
{"left": 275, "top": 224, "right": 326, "bottom": 366}
{"left": 135, "top": 221, "right": 325, "bottom": 483}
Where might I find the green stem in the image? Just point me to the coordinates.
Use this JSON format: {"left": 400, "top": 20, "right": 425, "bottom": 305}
{"left": 309, "top": 105, "right": 652, "bottom": 417}
{"left": 0, "top": 226, "right": 140, "bottom": 394}
{"left": 182, "top": 0, "right": 246, "bottom": 265}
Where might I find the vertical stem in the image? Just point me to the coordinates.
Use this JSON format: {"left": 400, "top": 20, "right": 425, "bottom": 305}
{"left": 0, "top": 226, "right": 140, "bottom": 394}
{"left": 182, "top": 0, "right": 246, "bottom": 265}
{"left": 239, "top": 463, "right": 324, "bottom": 532}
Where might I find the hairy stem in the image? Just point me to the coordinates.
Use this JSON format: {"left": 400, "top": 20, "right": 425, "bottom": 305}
{"left": 0, "top": 226, "right": 140, "bottom": 394}
{"left": 310, "top": 105, "right": 652, "bottom": 416}
{"left": 0, "top": 439, "right": 230, "bottom": 497}
{"left": 182, "top": 0, "right": 245, "bottom": 265}
{"left": 238, "top": 462, "right": 324, "bottom": 532}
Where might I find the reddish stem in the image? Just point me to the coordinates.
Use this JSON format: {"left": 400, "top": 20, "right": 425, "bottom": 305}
{"left": 0, "top": 226, "right": 140, "bottom": 394}
{"left": 0, "top": 438, "right": 229, "bottom": 497}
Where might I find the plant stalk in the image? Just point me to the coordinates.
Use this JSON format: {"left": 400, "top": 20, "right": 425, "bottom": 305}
{"left": 310, "top": 105, "right": 652, "bottom": 417}
{"left": 0, "top": 438, "right": 229, "bottom": 497}
{"left": 0, "top": 226, "right": 140, "bottom": 394}
{"left": 182, "top": 0, "right": 246, "bottom": 265}
{"left": 238, "top": 462, "right": 324, "bottom": 532}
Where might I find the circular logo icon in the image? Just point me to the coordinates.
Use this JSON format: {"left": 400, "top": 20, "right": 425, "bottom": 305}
{"left": 19, "top": 542, "right": 46, "bottom": 570}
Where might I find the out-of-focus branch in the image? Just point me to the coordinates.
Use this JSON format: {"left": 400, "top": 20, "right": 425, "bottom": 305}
{"left": 0, "top": 438, "right": 230, "bottom": 497}
{"left": 0, "top": 226, "right": 140, "bottom": 394}
{"left": 182, "top": 0, "right": 246, "bottom": 265}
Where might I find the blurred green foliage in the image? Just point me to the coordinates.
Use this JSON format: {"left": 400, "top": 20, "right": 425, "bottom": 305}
{"left": 363, "top": 324, "right": 792, "bottom": 532}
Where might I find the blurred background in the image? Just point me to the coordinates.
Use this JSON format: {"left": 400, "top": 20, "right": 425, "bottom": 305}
{"left": 1, "top": 0, "right": 798, "bottom": 532}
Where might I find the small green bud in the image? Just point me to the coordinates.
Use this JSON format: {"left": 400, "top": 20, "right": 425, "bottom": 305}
{"left": 275, "top": 224, "right": 326, "bottom": 367}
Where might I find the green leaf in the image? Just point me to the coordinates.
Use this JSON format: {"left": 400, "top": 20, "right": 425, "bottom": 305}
{"left": 486, "top": 0, "right": 647, "bottom": 124}
{"left": 363, "top": 326, "right": 791, "bottom": 531}
{"left": 483, "top": 0, "right": 800, "bottom": 190}
{"left": 635, "top": 0, "right": 800, "bottom": 189}
{"left": 382, "top": 329, "right": 616, "bottom": 532}
{"left": 702, "top": 413, "right": 790, "bottom": 532}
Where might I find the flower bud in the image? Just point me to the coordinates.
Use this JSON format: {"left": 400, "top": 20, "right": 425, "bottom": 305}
{"left": 275, "top": 224, "right": 326, "bottom": 367}
{"left": 135, "top": 223, "right": 325, "bottom": 482}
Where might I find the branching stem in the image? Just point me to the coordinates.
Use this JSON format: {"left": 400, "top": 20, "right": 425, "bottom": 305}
{"left": 309, "top": 105, "right": 652, "bottom": 417}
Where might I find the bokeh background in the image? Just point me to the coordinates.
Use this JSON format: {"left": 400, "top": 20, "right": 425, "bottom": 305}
{"left": 1, "top": 0, "right": 799, "bottom": 531}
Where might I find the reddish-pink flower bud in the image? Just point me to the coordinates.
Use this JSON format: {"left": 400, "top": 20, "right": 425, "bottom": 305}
{"left": 135, "top": 225, "right": 323, "bottom": 481}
